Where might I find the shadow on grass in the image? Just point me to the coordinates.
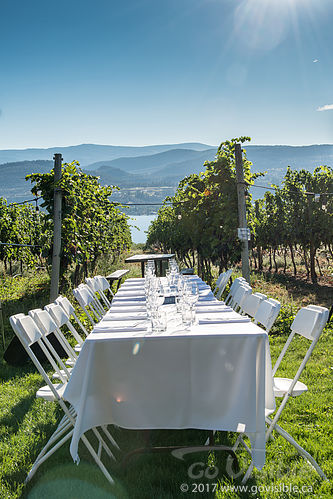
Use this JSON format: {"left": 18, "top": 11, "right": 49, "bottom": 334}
{"left": 1, "top": 409, "right": 63, "bottom": 495}
{"left": 18, "top": 427, "right": 259, "bottom": 499}
{"left": 106, "top": 429, "right": 256, "bottom": 499}
{"left": 253, "top": 270, "right": 333, "bottom": 308}
{"left": 1, "top": 280, "right": 50, "bottom": 323}
{"left": 0, "top": 392, "right": 38, "bottom": 435}
{"left": 1, "top": 278, "right": 51, "bottom": 366}
{"left": 0, "top": 357, "right": 37, "bottom": 383}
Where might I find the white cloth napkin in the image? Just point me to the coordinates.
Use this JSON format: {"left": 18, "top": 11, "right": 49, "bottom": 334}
{"left": 196, "top": 300, "right": 223, "bottom": 307}
{"left": 109, "top": 305, "right": 146, "bottom": 313}
{"left": 115, "top": 289, "right": 145, "bottom": 297}
{"left": 197, "top": 296, "right": 217, "bottom": 302}
{"left": 117, "top": 284, "right": 142, "bottom": 294}
{"left": 112, "top": 296, "right": 146, "bottom": 302}
{"left": 195, "top": 306, "right": 233, "bottom": 314}
{"left": 198, "top": 316, "right": 251, "bottom": 325}
{"left": 111, "top": 300, "right": 146, "bottom": 307}
{"left": 93, "top": 320, "right": 148, "bottom": 333}
{"left": 103, "top": 312, "right": 147, "bottom": 321}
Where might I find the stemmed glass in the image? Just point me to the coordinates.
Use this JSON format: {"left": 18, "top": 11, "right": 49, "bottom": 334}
{"left": 184, "top": 283, "right": 199, "bottom": 305}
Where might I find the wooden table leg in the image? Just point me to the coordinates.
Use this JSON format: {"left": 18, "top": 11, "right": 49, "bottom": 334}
{"left": 141, "top": 262, "right": 145, "bottom": 277}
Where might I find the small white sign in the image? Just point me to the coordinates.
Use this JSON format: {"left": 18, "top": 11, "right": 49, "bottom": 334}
{"left": 237, "top": 227, "right": 251, "bottom": 241}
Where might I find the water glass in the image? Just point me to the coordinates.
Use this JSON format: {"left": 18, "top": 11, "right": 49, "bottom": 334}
{"left": 175, "top": 295, "right": 183, "bottom": 313}
{"left": 181, "top": 304, "right": 196, "bottom": 328}
{"left": 151, "top": 309, "right": 167, "bottom": 333}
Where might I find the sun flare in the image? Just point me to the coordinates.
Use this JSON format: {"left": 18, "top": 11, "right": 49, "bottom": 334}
{"left": 232, "top": 0, "right": 310, "bottom": 53}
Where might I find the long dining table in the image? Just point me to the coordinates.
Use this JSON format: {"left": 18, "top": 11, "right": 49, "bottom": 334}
{"left": 63, "top": 275, "right": 275, "bottom": 471}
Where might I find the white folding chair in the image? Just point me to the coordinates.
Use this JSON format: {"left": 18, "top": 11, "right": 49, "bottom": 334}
{"left": 85, "top": 277, "right": 110, "bottom": 310}
{"left": 96, "top": 275, "right": 114, "bottom": 304}
{"left": 214, "top": 269, "right": 233, "bottom": 300}
{"left": 241, "top": 305, "right": 329, "bottom": 482}
{"left": 45, "top": 303, "right": 84, "bottom": 353}
{"left": 55, "top": 295, "right": 90, "bottom": 338}
{"left": 253, "top": 298, "right": 281, "bottom": 332}
{"left": 212, "top": 273, "right": 225, "bottom": 294}
{"left": 84, "top": 278, "right": 109, "bottom": 312}
{"left": 29, "top": 308, "right": 78, "bottom": 367}
{"left": 230, "top": 284, "right": 252, "bottom": 312}
{"left": 224, "top": 277, "right": 247, "bottom": 306}
{"left": 240, "top": 292, "right": 267, "bottom": 318}
{"left": 73, "top": 285, "right": 104, "bottom": 326}
{"left": 81, "top": 283, "right": 106, "bottom": 315}
{"left": 9, "top": 313, "right": 117, "bottom": 484}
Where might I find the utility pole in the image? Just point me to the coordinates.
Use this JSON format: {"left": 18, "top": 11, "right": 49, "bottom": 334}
{"left": 50, "top": 154, "right": 63, "bottom": 301}
{"left": 235, "top": 143, "right": 251, "bottom": 284}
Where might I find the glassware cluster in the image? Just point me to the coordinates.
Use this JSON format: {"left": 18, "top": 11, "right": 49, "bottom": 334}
{"left": 144, "top": 259, "right": 199, "bottom": 333}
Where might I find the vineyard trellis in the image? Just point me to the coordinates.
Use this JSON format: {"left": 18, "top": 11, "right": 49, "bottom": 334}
{"left": 0, "top": 198, "right": 48, "bottom": 274}
{"left": 147, "top": 138, "right": 333, "bottom": 284}
{"left": 0, "top": 160, "right": 132, "bottom": 286}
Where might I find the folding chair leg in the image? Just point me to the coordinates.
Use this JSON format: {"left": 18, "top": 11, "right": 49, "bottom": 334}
{"left": 101, "top": 425, "right": 120, "bottom": 451}
{"left": 27, "top": 425, "right": 115, "bottom": 485}
{"left": 241, "top": 462, "right": 254, "bottom": 483}
{"left": 92, "top": 427, "right": 116, "bottom": 461}
{"left": 266, "top": 418, "right": 328, "bottom": 480}
{"left": 228, "top": 434, "right": 253, "bottom": 483}
{"left": 80, "top": 432, "right": 115, "bottom": 485}
{"left": 204, "top": 429, "right": 216, "bottom": 445}
{"left": 26, "top": 428, "right": 74, "bottom": 482}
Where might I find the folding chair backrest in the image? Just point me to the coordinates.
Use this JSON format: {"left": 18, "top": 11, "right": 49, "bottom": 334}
{"left": 213, "top": 273, "right": 224, "bottom": 293}
{"left": 305, "top": 305, "right": 330, "bottom": 336}
{"left": 10, "top": 313, "right": 42, "bottom": 346}
{"left": 291, "top": 306, "right": 329, "bottom": 341}
{"left": 254, "top": 292, "right": 267, "bottom": 300}
{"left": 55, "top": 296, "right": 89, "bottom": 338}
{"left": 215, "top": 269, "right": 233, "bottom": 300}
{"left": 84, "top": 280, "right": 106, "bottom": 311}
{"left": 94, "top": 275, "right": 113, "bottom": 305}
{"left": 44, "top": 303, "right": 69, "bottom": 328}
{"left": 84, "top": 283, "right": 106, "bottom": 314}
{"left": 45, "top": 303, "right": 84, "bottom": 347}
{"left": 29, "top": 308, "right": 77, "bottom": 364}
{"left": 73, "top": 286, "right": 103, "bottom": 325}
{"left": 272, "top": 306, "right": 329, "bottom": 376}
{"left": 10, "top": 314, "right": 70, "bottom": 383}
{"left": 85, "top": 277, "right": 99, "bottom": 292}
{"left": 254, "top": 298, "right": 281, "bottom": 332}
{"left": 225, "top": 277, "right": 247, "bottom": 305}
{"left": 230, "top": 284, "right": 252, "bottom": 311}
{"left": 55, "top": 295, "right": 74, "bottom": 316}
{"left": 29, "top": 308, "right": 58, "bottom": 334}
{"left": 96, "top": 275, "right": 111, "bottom": 293}
{"left": 241, "top": 292, "right": 267, "bottom": 318}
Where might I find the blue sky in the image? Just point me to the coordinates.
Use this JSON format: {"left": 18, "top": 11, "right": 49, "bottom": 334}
{"left": 0, "top": 0, "right": 332, "bottom": 148}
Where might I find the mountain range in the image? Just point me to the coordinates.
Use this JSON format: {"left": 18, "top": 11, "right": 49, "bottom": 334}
{"left": 0, "top": 142, "right": 210, "bottom": 168}
{"left": 1, "top": 143, "right": 332, "bottom": 210}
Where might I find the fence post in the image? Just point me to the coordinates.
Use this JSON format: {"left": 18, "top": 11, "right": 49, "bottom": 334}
{"left": 50, "top": 154, "right": 63, "bottom": 301}
{"left": 0, "top": 299, "right": 5, "bottom": 349}
{"left": 235, "top": 143, "right": 251, "bottom": 284}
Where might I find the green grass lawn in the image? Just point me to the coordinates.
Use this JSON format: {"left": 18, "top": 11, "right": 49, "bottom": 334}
{"left": 0, "top": 267, "right": 332, "bottom": 498}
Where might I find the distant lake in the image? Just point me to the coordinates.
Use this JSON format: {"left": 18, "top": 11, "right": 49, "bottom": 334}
{"left": 129, "top": 215, "right": 156, "bottom": 244}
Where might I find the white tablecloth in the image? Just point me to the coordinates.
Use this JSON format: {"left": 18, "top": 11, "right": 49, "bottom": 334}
{"left": 63, "top": 278, "right": 275, "bottom": 470}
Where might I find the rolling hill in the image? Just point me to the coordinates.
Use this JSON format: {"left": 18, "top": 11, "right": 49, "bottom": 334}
{"left": 0, "top": 142, "right": 211, "bottom": 168}
{"left": 1, "top": 143, "right": 332, "bottom": 208}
